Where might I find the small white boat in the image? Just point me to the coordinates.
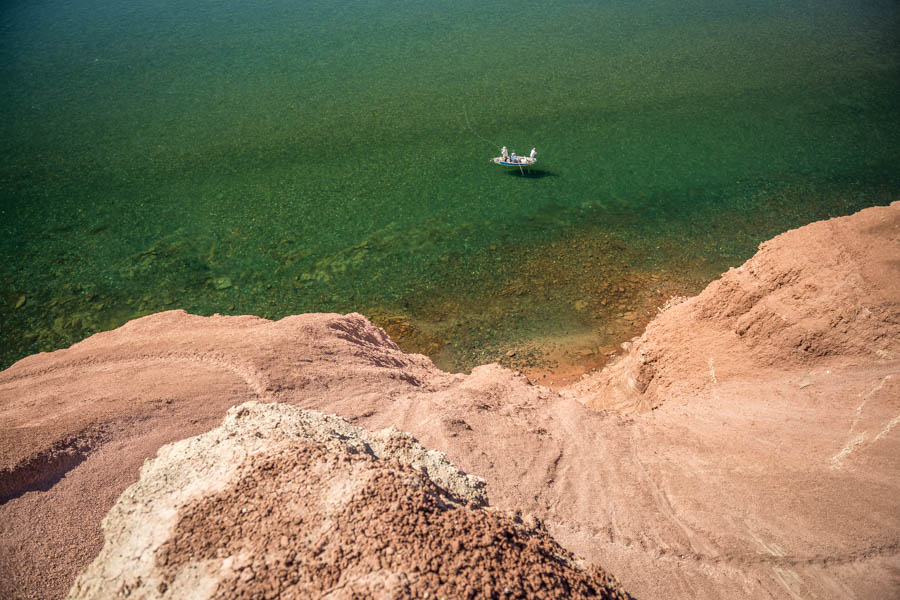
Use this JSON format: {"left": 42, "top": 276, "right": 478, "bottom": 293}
{"left": 490, "top": 156, "right": 537, "bottom": 167}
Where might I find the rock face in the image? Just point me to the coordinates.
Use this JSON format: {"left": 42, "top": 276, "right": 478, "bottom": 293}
{"left": 2, "top": 202, "right": 899, "bottom": 600}
{"left": 69, "top": 402, "right": 624, "bottom": 599}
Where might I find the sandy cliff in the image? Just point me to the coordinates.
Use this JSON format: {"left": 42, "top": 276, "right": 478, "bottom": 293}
{"left": 572, "top": 201, "right": 899, "bottom": 413}
{"left": 1, "top": 202, "right": 898, "bottom": 599}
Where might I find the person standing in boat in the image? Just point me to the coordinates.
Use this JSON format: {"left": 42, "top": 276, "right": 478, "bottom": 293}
{"left": 530, "top": 147, "right": 537, "bottom": 160}
{"left": 501, "top": 146, "right": 509, "bottom": 161}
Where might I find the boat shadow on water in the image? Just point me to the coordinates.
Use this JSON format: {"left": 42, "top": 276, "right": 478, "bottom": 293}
{"left": 504, "top": 169, "right": 556, "bottom": 179}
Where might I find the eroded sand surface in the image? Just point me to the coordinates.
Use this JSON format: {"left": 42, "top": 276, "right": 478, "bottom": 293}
{"left": 2, "top": 202, "right": 899, "bottom": 599}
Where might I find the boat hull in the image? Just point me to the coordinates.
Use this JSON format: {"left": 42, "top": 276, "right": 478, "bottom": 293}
{"left": 491, "top": 157, "right": 536, "bottom": 167}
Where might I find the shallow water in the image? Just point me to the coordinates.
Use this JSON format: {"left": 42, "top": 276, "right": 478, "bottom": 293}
{"left": 2, "top": 0, "right": 898, "bottom": 371}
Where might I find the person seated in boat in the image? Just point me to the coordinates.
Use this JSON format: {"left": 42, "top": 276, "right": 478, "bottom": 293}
{"left": 501, "top": 146, "right": 509, "bottom": 161}
{"left": 530, "top": 147, "right": 537, "bottom": 160}
{"left": 510, "top": 152, "right": 517, "bottom": 163}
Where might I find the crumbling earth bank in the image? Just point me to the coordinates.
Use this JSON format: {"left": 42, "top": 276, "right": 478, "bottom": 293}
{"left": 67, "top": 402, "right": 628, "bottom": 600}
{"left": 574, "top": 200, "right": 900, "bottom": 413}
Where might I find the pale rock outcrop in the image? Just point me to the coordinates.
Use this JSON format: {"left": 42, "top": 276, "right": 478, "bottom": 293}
{"left": 68, "top": 402, "right": 626, "bottom": 600}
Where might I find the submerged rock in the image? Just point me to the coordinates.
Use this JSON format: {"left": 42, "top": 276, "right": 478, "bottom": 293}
{"left": 212, "top": 276, "right": 232, "bottom": 290}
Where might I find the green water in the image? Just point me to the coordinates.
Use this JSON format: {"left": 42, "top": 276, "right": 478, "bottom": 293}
{"left": 2, "top": 0, "right": 898, "bottom": 371}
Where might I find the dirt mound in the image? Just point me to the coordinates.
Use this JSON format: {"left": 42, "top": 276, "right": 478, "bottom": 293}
{"left": 68, "top": 402, "right": 626, "bottom": 600}
{"left": 571, "top": 201, "right": 900, "bottom": 413}
{"left": 2, "top": 203, "right": 899, "bottom": 600}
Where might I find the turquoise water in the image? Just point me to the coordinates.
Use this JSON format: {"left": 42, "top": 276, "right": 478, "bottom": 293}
{"left": 2, "top": 0, "right": 898, "bottom": 371}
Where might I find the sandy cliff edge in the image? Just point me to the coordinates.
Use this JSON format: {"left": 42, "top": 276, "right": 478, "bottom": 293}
{"left": 1, "top": 202, "right": 899, "bottom": 600}
{"left": 569, "top": 201, "right": 899, "bottom": 413}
